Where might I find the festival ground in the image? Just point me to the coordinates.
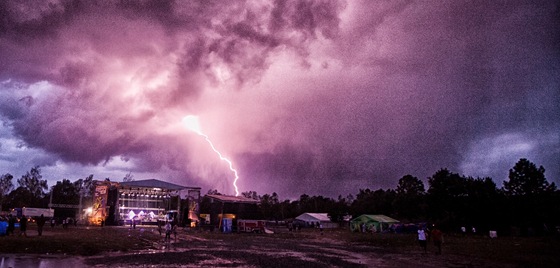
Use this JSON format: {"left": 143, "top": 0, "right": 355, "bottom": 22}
{"left": 1, "top": 224, "right": 559, "bottom": 267}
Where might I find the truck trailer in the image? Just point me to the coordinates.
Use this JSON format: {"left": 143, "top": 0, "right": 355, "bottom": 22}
{"left": 13, "top": 207, "right": 55, "bottom": 218}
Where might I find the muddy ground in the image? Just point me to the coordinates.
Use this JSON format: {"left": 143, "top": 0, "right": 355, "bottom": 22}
{"left": 85, "top": 226, "right": 558, "bottom": 267}
{"left": 84, "top": 233, "right": 491, "bottom": 267}
{"left": 2, "top": 225, "right": 559, "bottom": 267}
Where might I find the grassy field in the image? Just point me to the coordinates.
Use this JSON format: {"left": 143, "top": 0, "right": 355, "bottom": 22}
{"left": 2, "top": 224, "right": 560, "bottom": 267}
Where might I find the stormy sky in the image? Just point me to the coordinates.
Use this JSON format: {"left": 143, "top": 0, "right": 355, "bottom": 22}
{"left": 0, "top": 0, "right": 558, "bottom": 199}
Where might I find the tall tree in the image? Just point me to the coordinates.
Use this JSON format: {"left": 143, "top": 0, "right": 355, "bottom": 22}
{"left": 350, "top": 189, "right": 374, "bottom": 216}
{"left": 426, "top": 169, "right": 468, "bottom": 228}
{"left": 51, "top": 179, "right": 80, "bottom": 205}
{"left": 0, "top": 173, "right": 14, "bottom": 211}
{"left": 207, "top": 189, "right": 221, "bottom": 195}
{"left": 350, "top": 188, "right": 396, "bottom": 217}
{"left": 502, "top": 159, "right": 557, "bottom": 232}
{"left": 259, "top": 193, "right": 280, "bottom": 220}
{"left": 123, "top": 172, "right": 134, "bottom": 182}
{"left": 461, "top": 176, "right": 502, "bottom": 231}
{"left": 503, "top": 158, "right": 556, "bottom": 196}
{"left": 242, "top": 191, "right": 259, "bottom": 200}
{"left": 17, "top": 166, "right": 48, "bottom": 199}
{"left": 73, "top": 174, "right": 95, "bottom": 198}
{"left": 5, "top": 187, "right": 36, "bottom": 208}
{"left": 328, "top": 195, "right": 350, "bottom": 223}
{"left": 396, "top": 175, "right": 425, "bottom": 196}
{"left": 394, "top": 175, "right": 426, "bottom": 221}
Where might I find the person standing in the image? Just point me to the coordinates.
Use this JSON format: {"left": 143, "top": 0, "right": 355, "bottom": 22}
{"left": 431, "top": 225, "right": 443, "bottom": 255}
{"left": 37, "top": 214, "right": 46, "bottom": 236}
{"left": 172, "top": 222, "right": 178, "bottom": 242}
{"left": 164, "top": 221, "right": 172, "bottom": 242}
{"left": 418, "top": 227, "right": 428, "bottom": 253}
{"left": 19, "top": 214, "right": 28, "bottom": 237}
{"left": 7, "top": 214, "right": 16, "bottom": 235}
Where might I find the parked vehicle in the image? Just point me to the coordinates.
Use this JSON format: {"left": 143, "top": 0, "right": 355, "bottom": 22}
{"left": 12, "top": 207, "right": 55, "bottom": 218}
{"left": 237, "top": 219, "right": 266, "bottom": 233}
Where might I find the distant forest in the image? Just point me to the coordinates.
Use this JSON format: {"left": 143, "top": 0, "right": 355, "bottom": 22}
{"left": 1, "top": 158, "right": 558, "bottom": 236}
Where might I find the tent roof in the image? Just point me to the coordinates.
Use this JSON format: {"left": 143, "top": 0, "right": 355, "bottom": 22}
{"left": 120, "top": 179, "right": 195, "bottom": 191}
{"left": 295, "top": 213, "right": 331, "bottom": 222}
{"left": 351, "top": 214, "right": 399, "bottom": 223}
{"left": 206, "top": 194, "right": 259, "bottom": 204}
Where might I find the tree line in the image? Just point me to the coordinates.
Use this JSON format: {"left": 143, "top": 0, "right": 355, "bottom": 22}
{"left": 1, "top": 158, "right": 559, "bottom": 235}
{"left": 0, "top": 167, "right": 95, "bottom": 217}
{"left": 234, "top": 158, "right": 558, "bottom": 235}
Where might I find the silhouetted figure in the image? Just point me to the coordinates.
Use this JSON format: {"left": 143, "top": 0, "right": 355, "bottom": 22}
{"left": 37, "top": 214, "right": 46, "bottom": 236}
{"left": 172, "top": 223, "right": 178, "bottom": 242}
{"left": 7, "top": 214, "right": 16, "bottom": 235}
{"left": 431, "top": 225, "right": 443, "bottom": 255}
{"left": 165, "top": 221, "right": 172, "bottom": 242}
{"left": 19, "top": 215, "right": 28, "bottom": 237}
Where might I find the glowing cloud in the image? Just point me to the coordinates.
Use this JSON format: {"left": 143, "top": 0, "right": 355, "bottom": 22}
{"left": 182, "top": 115, "right": 240, "bottom": 196}
{"left": 182, "top": 115, "right": 203, "bottom": 135}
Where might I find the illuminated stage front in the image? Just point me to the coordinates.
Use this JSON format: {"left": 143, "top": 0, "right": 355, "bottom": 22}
{"left": 90, "top": 179, "right": 200, "bottom": 226}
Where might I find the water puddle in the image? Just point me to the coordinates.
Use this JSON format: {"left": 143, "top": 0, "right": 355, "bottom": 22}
{"left": 0, "top": 255, "right": 84, "bottom": 268}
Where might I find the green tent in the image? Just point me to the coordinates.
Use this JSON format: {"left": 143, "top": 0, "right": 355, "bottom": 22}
{"left": 350, "top": 214, "right": 399, "bottom": 233}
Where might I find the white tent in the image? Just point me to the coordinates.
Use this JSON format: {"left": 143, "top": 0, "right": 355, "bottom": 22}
{"left": 295, "top": 213, "right": 338, "bottom": 228}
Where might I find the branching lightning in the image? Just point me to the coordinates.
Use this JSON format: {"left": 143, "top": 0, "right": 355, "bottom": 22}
{"left": 183, "top": 115, "right": 240, "bottom": 196}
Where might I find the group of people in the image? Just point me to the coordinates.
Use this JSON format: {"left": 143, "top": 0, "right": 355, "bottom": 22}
{"left": 4, "top": 214, "right": 48, "bottom": 237}
{"left": 460, "top": 226, "right": 477, "bottom": 235}
{"left": 156, "top": 218, "right": 178, "bottom": 243}
{"left": 417, "top": 225, "right": 444, "bottom": 255}
{"left": 287, "top": 222, "right": 301, "bottom": 232}
{"left": 359, "top": 223, "right": 378, "bottom": 233}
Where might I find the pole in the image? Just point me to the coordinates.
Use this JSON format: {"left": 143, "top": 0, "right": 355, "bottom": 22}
{"left": 79, "top": 191, "right": 83, "bottom": 222}
{"left": 176, "top": 190, "right": 181, "bottom": 226}
{"left": 218, "top": 201, "right": 224, "bottom": 232}
{"left": 49, "top": 190, "right": 53, "bottom": 208}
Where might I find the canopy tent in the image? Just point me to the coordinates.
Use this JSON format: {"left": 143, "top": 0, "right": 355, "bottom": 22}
{"left": 294, "top": 213, "right": 338, "bottom": 228}
{"left": 350, "top": 214, "right": 399, "bottom": 233}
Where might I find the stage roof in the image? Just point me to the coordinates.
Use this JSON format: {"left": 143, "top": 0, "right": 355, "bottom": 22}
{"left": 120, "top": 179, "right": 199, "bottom": 191}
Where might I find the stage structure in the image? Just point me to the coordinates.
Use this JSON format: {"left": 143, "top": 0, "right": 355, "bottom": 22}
{"left": 200, "top": 194, "right": 260, "bottom": 232}
{"left": 89, "top": 179, "right": 200, "bottom": 226}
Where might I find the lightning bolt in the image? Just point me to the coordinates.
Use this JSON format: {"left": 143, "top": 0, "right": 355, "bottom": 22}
{"left": 183, "top": 115, "right": 240, "bottom": 196}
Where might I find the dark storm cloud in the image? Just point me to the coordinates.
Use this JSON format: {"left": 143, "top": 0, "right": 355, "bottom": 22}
{"left": 0, "top": 0, "right": 558, "bottom": 197}
{"left": 0, "top": 0, "right": 348, "bottom": 193}
{"left": 233, "top": 0, "right": 560, "bottom": 195}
